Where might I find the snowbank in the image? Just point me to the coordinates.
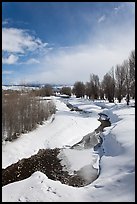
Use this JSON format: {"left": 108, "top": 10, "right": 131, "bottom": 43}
{"left": 2, "top": 98, "right": 135, "bottom": 202}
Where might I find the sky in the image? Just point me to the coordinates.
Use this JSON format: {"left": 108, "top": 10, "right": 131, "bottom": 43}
{"left": 2, "top": 2, "right": 135, "bottom": 85}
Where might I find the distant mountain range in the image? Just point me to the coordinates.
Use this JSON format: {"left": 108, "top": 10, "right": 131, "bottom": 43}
{"left": 2, "top": 83, "right": 73, "bottom": 91}
{"left": 2, "top": 83, "right": 72, "bottom": 88}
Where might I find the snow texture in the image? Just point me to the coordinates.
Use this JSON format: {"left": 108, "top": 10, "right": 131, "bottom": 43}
{"left": 2, "top": 96, "right": 135, "bottom": 202}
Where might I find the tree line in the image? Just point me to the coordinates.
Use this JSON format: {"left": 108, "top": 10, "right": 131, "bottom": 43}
{"left": 61, "top": 50, "right": 135, "bottom": 104}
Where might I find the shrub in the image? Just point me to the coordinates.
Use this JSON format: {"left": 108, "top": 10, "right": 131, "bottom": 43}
{"left": 2, "top": 90, "right": 56, "bottom": 142}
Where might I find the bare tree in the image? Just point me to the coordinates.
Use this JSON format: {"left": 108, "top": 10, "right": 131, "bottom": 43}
{"left": 115, "top": 64, "right": 126, "bottom": 103}
{"left": 60, "top": 86, "right": 71, "bottom": 96}
{"left": 90, "top": 74, "right": 100, "bottom": 100}
{"left": 73, "top": 81, "right": 85, "bottom": 98}
{"left": 129, "top": 50, "right": 135, "bottom": 99}
{"left": 102, "top": 68, "right": 115, "bottom": 103}
{"left": 85, "top": 82, "right": 92, "bottom": 99}
{"left": 99, "top": 82, "right": 105, "bottom": 100}
{"left": 36, "top": 85, "right": 53, "bottom": 97}
{"left": 123, "top": 60, "right": 131, "bottom": 105}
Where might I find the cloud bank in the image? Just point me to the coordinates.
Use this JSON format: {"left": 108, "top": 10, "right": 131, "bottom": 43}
{"left": 2, "top": 27, "right": 48, "bottom": 65}
{"left": 2, "top": 54, "right": 18, "bottom": 65}
{"left": 24, "top": 37, "right": 134, "bottom": 85}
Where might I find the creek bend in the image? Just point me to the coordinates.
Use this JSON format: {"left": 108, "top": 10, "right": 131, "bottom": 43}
{"left": 2, "top": 101, "right": 111, "bottom": 187}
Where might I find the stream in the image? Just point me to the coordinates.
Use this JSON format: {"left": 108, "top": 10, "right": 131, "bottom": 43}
{"left": 2, "top": 100, "right": 111, "bottom": 187}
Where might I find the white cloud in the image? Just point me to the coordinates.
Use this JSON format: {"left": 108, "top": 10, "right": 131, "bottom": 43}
{"left": 2, "top": 27, "right": 48, "bottom": 65}
{"left": 24, "top": 33, "right": 134, "bottom": 85}
{"left": 2, "top": 19, "right": 9, "bottom": 25}
{"left": 114, "top": 3, "right": 135, "bottom": 15}
{"left": 114, "top": 5, "right": 123, "bottom": 14}
{"left": 22, "top": 58, "right": 40, "bottom": 64}
{"left": 2, "top": 70, "right": 13, "bottom": 75}
{"left": 2, "top": 54, "right": 19, "bottom": 64}
{"left": 2, "top": 27, "right": 47, "bottom": 53}
{"left": 125, "top": 2, "right": 135, "bottom": 14}
{"left": 12, "top": 14, "right": 135, "bottom": 85}
{"left": 98, "top": 15, "right": 106, "bottom": 23}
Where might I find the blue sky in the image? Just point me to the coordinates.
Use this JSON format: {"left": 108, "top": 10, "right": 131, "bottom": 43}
{"left": 2, "top": 2, "right": 135, "bottom": 85}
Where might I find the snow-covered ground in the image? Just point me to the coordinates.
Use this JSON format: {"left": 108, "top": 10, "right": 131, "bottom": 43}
{"left": 2, "top": 97, "right": 135, "bottom": 202}
{"left": 2, "top": 85, "right": 40, "bottom": 91}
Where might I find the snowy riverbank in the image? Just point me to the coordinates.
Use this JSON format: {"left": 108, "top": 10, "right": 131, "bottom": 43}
{"left": 2, "top": 97, "right": 135, "bottom": 202}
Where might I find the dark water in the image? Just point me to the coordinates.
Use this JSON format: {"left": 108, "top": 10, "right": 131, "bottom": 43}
{"left": 2, "top": 148, "right": 86, "bottom": 187}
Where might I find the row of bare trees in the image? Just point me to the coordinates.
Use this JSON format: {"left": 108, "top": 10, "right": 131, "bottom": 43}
{"left": 31, "top": 85, "right": 54, "bottom": 97}
{"left": 2, "top": 91, "right": 56, "bottom": 142}
{"left": 72, "top": 50, "right": 135, "bottom": 104}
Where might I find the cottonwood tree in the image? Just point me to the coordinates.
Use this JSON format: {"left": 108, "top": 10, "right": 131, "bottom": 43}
{"left": 73, "top": 81, "right": 85, "bottom": 98}
{"left": 123, "top": 59, "right": 131, "bottom": 105}
{"left": 102, "top": 68, "right": 115, "bottom": 102}
{"left": 60, "top": 86, "right": 71, "bottom": 96}
{"left": 36, "top": 85, "right": 53, "bottom": 97}
{"left": 85, "top": 74, "right": 100, "bottom": 100}
{"left": 115, "top": 64, "right": 126, "bottom": 103}
{"left": 90, "top": 74, "right": 100, "bottom": 100}
{"left": 129, "top": 50, "right": 135, "bottom": 99}
{"left": 99, "top": 82, "right": 105, "bottom": 100}
{"left": 85, "top": 82, "right": 92, "bottom": 99}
